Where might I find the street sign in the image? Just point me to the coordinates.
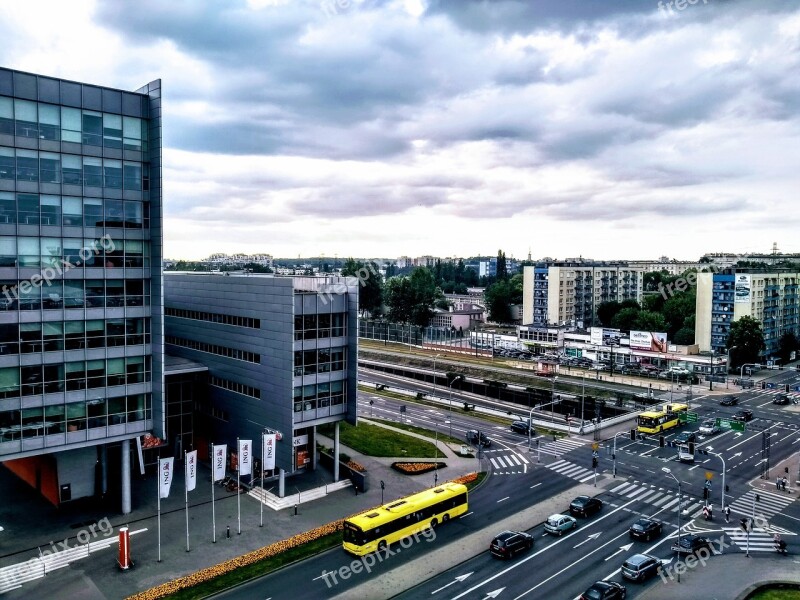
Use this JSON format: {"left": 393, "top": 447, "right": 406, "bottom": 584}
{"left": 592, "top": 442, "right": 599, "bottom": 451}
{"left": 730, "top": 421, "right": 745, "bottom": 432}
{"left": 592, "top": 450, "right": 599, "bottom": 458}
{"left": 704, "top": 480, "right": 712, "bottom": 489}
{"left": 705, "top": 471, "right": 713, "bottom": 480}
{"left": 686, "top": 412, "right": 698, "bottom": 423}
{"left": 717, "top": 418, "right": 744, "bottom": 432}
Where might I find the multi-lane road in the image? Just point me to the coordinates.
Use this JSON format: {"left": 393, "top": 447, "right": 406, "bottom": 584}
{"left": 214, "top": 366, "right": 800, "bottom": 599}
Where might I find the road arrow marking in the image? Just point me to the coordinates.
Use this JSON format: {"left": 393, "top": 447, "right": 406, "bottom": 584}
{"left": 731, "top": 452, "right": 742, "bottom": 458}
{"left": 483, "top": 589, "right": 505, "bottom": 599}
{"left": 574, "top": 532, "right": 602, "bottom": 548}
{"left": 604, "top": 542, "right": 633, "bottom": 561}
{"left": 431, "top": 572, "right": 473, "bottom": 595}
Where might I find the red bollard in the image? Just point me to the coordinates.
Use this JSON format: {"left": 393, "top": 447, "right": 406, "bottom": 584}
{"left": 118, "top": 526, "right": 131, "bottom": 570}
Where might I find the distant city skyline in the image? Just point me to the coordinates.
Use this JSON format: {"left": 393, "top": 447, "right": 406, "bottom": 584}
{"left": 2, "top": 0, "right": 798, "bottom": 260}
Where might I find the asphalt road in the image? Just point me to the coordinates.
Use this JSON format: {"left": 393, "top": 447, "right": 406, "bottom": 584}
{"left": 212, "top": 367, "right": 800, "bottom": 600}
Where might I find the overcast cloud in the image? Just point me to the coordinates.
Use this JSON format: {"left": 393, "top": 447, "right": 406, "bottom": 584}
{"left": 1, "top": 0, "right": 798, "bottom": 260}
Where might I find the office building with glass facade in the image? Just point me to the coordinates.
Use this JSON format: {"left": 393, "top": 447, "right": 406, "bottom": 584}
{"left": 164, "top": 273, "right": 357, "bottom": 494}
{"left": 0, "top": 68, "right": 163, "bottom": 511}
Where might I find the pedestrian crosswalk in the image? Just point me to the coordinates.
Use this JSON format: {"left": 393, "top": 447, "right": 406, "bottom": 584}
{"left": 535, "top": 437, "right": 587, "bottom": 458}
{"left": 760, "top": 388, "right": 800, "bottom": 400}
{"left": 608, "top": 481, "right": 705, "bottom": 517}
{"left": 722, "top": 526, "right": 796, "bottom": 553}
{"left": 488, "top": 451, "right": 529, "bottom": 474}
{"left": 545, "top": 459, "right": 598, "bottom": 484}
{"left": 727, "top": 488, "right": 795, "bottom": 519}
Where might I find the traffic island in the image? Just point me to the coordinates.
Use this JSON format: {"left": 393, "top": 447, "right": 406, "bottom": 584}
{"left": 391, "top": 462, "right": 447, "bottom": 475}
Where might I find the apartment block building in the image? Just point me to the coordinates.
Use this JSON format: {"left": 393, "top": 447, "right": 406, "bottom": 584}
{"left": 695, "top": 270, "right": 800, "bottom": 357}
{"left": 0, "top": 68, "right": 163, "bottom": 512}
{"left": 522, "top": 262, "right": 643, "bottom": 328}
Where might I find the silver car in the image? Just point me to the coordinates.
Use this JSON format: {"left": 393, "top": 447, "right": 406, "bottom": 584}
{"left": 544, "top": 513, "right": 577, "bottom": 536}
{"left": 698, "top": 419, "right": 720, "bottom": 436}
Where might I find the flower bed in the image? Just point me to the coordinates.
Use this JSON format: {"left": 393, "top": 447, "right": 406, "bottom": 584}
{"left": 391, "top": 461, "right": 447, "bottom": 475}
{"left": 450, "top": 472, "right": 478, "bottom": 485}
{"left": 346, "top": 459, "right": 366, "bottom": 472}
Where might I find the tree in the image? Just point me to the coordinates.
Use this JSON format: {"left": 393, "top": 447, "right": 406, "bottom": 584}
{"left": 597, "top": 301, "right": 621, "bottom": 327}
{"left": 726, "top": 316, "right": 765, "bottom": 368}
{"left": 777, "top": 332, "right": 800, "bottom": 365}
{"left": 407, "top": 267, "right": 439, "bottom": 327}
{"left": 610, "top": 307, "right": 640, "bottom": 332}
{"left": 496, "top": 250, "right": 508, "bottom": 281}
{"left": 662, "top": 292, "right": 696, "bottom": 338}
{"left": 633, "top": 311, "right": 668, "bottom": 332}
{"left": 484, "top": 281, "right": 512, "bottom": 323}
{"left": 673, "top": 314, "right": 696, "bottom": 345}
{"left": 341, "top": 259, "right": 383, "bottom": 318}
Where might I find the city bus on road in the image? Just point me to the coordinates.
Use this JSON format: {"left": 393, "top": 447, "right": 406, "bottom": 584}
{"left": 637, "top": 403, "right": 689, "bottom": 434}
{"left": 342, "top": 482, "right": 468, "bottom": 556}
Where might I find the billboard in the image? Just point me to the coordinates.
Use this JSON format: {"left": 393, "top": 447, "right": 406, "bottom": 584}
{"left": 590, "top": 327, "right": 622, "bottom": 347}
{"left": 734, "top": 274, "right": 751, "bottom": 304}
{"left": 630, "top": 330, "right": 668, "bottom": 352}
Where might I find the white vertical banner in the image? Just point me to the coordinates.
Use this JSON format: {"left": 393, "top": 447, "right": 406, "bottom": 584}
{"left": 185, "top": 450, "right": 198, "bottom": 492}
{"left": 159, "top": 457, "right": 174, "bottom": 499}
{"left": 213, "top": 444, "right": 227, "bottom": 482}
{"left": 263, "top": 434, "right": 276, "bottom": 470}
{"left": 238, "top": 440, "right": 252, "bottom": 476}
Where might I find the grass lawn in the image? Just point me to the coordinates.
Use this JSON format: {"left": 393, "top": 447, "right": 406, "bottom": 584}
{"left": 368, "top": 417, "right": 464, "bottom": 446}
{"left": 319, "top": 421, "right": 446, "bottom": 458}
{"left": 749, "top": 587, "right": 800, "bottom": 600}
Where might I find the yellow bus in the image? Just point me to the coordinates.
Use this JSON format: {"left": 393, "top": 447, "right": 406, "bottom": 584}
{"left": 342, "top": 482, "right": 468, "bottom": 556}
{"left": 637, "top": 403, "right": 689, "bottom": 434}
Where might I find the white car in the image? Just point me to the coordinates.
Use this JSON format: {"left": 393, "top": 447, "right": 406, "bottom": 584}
{"left": 699, "top": 419, "right": 720, "bottom": 436}
{"left": 677, "top": 444, "right": 694, "bottom": 463}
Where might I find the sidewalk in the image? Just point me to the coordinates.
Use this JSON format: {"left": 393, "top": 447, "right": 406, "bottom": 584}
{"left": 640, "top": 552, "right": 800, "bottom": 600}
{"left": 0, "top": 422, "right": 481, "bottom": 600}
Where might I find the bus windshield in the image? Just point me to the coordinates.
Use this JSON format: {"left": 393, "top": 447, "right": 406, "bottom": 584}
{"left": 342, "top": 523, "right": 364, "bottom": 546}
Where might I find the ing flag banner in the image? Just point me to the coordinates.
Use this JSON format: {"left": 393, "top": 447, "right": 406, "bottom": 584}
{"left": 238, "top": 440, "right": 252, "bottom": 476}
{"left": 213, "top": 444, "right": 227, "bottom": 482}
{"left": 186, "top": 450, "right": 198, "bottom": 492}
{"left": 159, "top": 457, "right": 174, "bottom": 499}
{"left": 263, "top": 434, "right": 276, "bottom": 471}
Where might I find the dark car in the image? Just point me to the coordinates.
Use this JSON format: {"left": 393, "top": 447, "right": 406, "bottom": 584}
{"left": 466, "top": 430, "right": 491, "bottom": 447}
{"left": 773, "top": 394, "right": 791, "bottom": 405}
{"left": 580, "top": 581, "right": 627, "bottom": 600}
{"left": 569, "top": 495, "right": 603, "bottom": 517}
{"left": 621, "top": 553, "right": 661, "bottom": 582}
{"left": 671, "top": 534, "right": 713, "bottom": 555}
{"left": 672, "top": 431, "right": 696, "bottom": 445}
{"left": 732, "top": 409, "right": 754, "bottom": 422}
{"left": 629, "top": 518, "right": 663, "bottom": 542}
{"left": 510, "top": 420, "right": 534, "bottom": 435}
{"left": 489, "top": 530, "right": 534, "bottom": 559}
{"left": 720, "top": 395, "right": 739, "bottom": 406}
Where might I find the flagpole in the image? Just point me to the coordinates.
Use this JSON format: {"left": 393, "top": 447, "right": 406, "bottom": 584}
{"left": 237, "top": 438, "right": 241, "bottom": 535}
{"left": 185, "top": 450, "right": 190, "bottom": 552}
{"left": 157, "top": 453, "right": 162, "bottom": 563}
{"left": 212, "top": 443, "right": 216, "bottom": 543}
{"left": 260, "top": 433, "right": 264, "bottom": 528}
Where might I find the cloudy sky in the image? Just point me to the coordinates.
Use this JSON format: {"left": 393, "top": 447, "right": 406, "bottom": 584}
{"left": 1, "top": 0, "right": 798, "bottom": 261}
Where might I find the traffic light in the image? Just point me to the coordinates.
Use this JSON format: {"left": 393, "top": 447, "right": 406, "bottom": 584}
{"left": 630, "top": 429, "right": 636, "bottom": 441}
{"left": 592, "top": 457, "right": 598, "bottom": 469}
{"left": 659, "top": 435, "right": 665, "bottom": 448}
{"left": 688, "top": 442, "right": 695, "bottom": 455}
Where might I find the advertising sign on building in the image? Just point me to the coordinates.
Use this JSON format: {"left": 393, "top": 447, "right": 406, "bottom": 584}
{"left": 590, "top": 327, "right": 622, "bottom": 346}
{"left": 630, "top": 331, "right": 668, "bottom": 352}
{"left": 734, "top": 274, "right": 751, "bottom": 304}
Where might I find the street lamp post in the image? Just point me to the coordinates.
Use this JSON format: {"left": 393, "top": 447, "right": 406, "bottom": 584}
{"left": 550, "top": 376, "right": 559, "bottom": 430}
{"left": 447, "top": 375, "right": 463, "bottom": 438}
{"left": 709, "top": 347, "right": 714, "bottom": 391}
{"left": 432, "top": 353, "right": 441, "bottom": 398}
{"left": 580, "top": 371, "right": 586, "bottom": 435}
{"left": 612, "top": 432, "right": 629, "bottom": 478}
{"left": 663, "top": 467, "right": 682, "bottom": 546}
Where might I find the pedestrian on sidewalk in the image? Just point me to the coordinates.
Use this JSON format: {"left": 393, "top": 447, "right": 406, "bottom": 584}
{"left": 777, "top": 476, "right": 782, "bottom": 490}
{"left": 725, "top": 506, "right": 731, "bottom": 523}
{"left": 783, "top": 477, "right": 789, "bottom": 492}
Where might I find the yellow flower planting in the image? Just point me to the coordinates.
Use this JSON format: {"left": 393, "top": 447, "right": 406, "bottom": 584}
{"left": 346, "top": 459, "right": 366, "bottom": 472}
{"left": 390, "top": 461, "right": 446, "bottom": 475}
{"left": 450, "top": 472, "right": 478, "bottom": 485}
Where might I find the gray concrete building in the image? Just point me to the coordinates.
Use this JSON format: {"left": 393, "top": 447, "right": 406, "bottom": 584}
{"left": 164, "top": 273, "right": 358, "bottom": 494}
{"left": 0, "top": 68, "right": 163, "bottom": 512}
